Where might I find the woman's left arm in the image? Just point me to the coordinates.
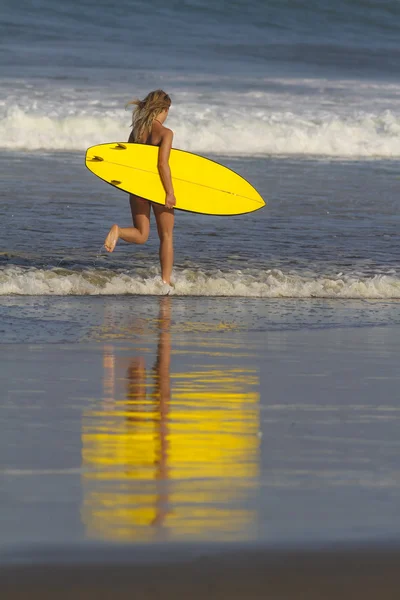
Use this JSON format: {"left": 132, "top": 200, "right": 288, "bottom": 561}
{"left": 157, "top": 128, "right": 176, "bottom": 209}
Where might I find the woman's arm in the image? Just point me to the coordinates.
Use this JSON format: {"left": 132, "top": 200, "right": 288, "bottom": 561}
{"left": 158, "top": 128, "right": 176, "bottom": 209}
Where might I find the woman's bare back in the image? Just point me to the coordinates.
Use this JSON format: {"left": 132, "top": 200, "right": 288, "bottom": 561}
{"left": 128, "top": 123, "right": 162, "bottom": 146}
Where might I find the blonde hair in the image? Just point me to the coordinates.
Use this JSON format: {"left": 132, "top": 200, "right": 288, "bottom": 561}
{"left": 127, "top": 89, "right": 171, "bottom": 143}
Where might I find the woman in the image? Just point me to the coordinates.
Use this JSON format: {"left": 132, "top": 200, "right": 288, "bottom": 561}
{"left": 104, "top": 90, "right": 176, "bottom": 286}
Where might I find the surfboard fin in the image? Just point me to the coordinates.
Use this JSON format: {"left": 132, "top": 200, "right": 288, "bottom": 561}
{"left": 113, "top": 143, "right": 127, "bottom": 150}
{"left": 111, "top": 180, "right": 122, "bottom": 185}
{"left": 89, "top": 155, "right": 104, "bottom": 162}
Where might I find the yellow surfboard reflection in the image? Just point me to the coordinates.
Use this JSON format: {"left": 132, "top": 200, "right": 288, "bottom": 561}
{"left": 81, "top": 298, "right": 260, "bottom": 542}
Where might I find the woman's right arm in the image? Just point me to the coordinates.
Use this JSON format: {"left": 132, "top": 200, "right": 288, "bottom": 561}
{"left": 157, "top": 128, "right": 176, "bottom": 209}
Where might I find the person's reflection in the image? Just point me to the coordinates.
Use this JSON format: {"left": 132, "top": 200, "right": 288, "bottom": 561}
{"left": 151, "top": 296, "right": 171, "bottom": 530}
{"left": 102, "top": 345, "right": 115, "bottom": 407}
{"left": 124, "top": 296, "right": 172, "bottom": 534}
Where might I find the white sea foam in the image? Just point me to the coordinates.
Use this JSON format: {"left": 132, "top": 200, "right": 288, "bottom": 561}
{"left": 2, "top": 79, "right": 400, "bottom": 157}
{"left": 2, "top": 104, "right": 400, "bottom": 158}
{"left": 1, "top": 266, "right": 399, "bottom": 298}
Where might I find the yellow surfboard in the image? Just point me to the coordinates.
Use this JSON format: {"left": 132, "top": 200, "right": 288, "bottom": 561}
{"left": 85, "top": 142, "right": 265, "bottom": 216}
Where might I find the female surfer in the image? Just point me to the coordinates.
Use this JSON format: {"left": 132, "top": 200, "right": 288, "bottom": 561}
{"left": 104, "top": 90, "right": 176, "bottom": 286}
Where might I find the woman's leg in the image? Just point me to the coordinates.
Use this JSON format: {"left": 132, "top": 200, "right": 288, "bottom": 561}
{"left": 153, "top": 203, "right": 174, "bottom": 284}
{"left": 104, "top": 195, "right": 151, "bottom": 252}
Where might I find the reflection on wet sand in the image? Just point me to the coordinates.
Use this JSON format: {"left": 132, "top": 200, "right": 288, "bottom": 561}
{"left": 81, "top": 297, "right": 260, "bottom": 543}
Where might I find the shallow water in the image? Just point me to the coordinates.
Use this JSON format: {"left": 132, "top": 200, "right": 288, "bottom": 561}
{"left": 1, "top": 296, "right": 400, "bottom": 549}
{"left": 1, "top": 153, "right": 400, "bottom": 298}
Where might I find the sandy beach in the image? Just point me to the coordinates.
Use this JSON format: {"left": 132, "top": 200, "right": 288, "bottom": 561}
{"left": 2, "top": 541, "right": 400, "bottom": 600}
{"left": 1, "top": 296, "right": 400, "bottom": 597}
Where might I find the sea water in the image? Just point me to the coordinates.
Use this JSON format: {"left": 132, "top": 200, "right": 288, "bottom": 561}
{"left": 1, "top": 0, "right": 400, "bottom": 299}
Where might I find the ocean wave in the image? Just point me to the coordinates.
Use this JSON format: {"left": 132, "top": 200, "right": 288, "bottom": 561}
{"left": 1, "top": 266, "right": 399, "bottom": 298}
{"left": 2, "top": 103, "right": 400, "bottom": 158}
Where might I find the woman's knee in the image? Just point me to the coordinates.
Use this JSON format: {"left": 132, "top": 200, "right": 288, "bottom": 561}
{"left": 137, "top": 230, "right": 149, "bottom": 244}
{"left": 158, "top": 230, "right": 173, "bottom": 244}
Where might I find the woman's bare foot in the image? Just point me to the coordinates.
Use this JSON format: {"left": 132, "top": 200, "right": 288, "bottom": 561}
{"left": 104, "top": 224, "right": 119, "bottom": 252}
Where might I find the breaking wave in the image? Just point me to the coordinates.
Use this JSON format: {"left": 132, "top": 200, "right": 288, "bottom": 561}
{"left": 2, "top": 104, "right": 400, "bottom": 158}
{"left": 1, "top": 266, "right": 399, "bottom": 298}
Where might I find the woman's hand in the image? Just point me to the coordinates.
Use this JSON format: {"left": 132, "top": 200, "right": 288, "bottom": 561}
{"left": 165, "top": 192, "right": 176, "bottom": 209}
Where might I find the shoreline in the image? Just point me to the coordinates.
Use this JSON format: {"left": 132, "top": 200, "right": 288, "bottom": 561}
{"left": 2, "top": 541, "right": 400, "bottom": 599}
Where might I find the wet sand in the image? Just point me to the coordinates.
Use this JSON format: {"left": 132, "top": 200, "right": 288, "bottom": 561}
{"left": 1, "top": 542, "right": 400, "bottom": 599}
{"left": 1, "top": 296, "right": 400, "bottom": 596}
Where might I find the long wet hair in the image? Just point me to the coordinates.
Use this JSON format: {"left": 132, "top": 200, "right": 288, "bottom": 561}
{"left": 127, "top": 89, "right": 171, "bottom": 143}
